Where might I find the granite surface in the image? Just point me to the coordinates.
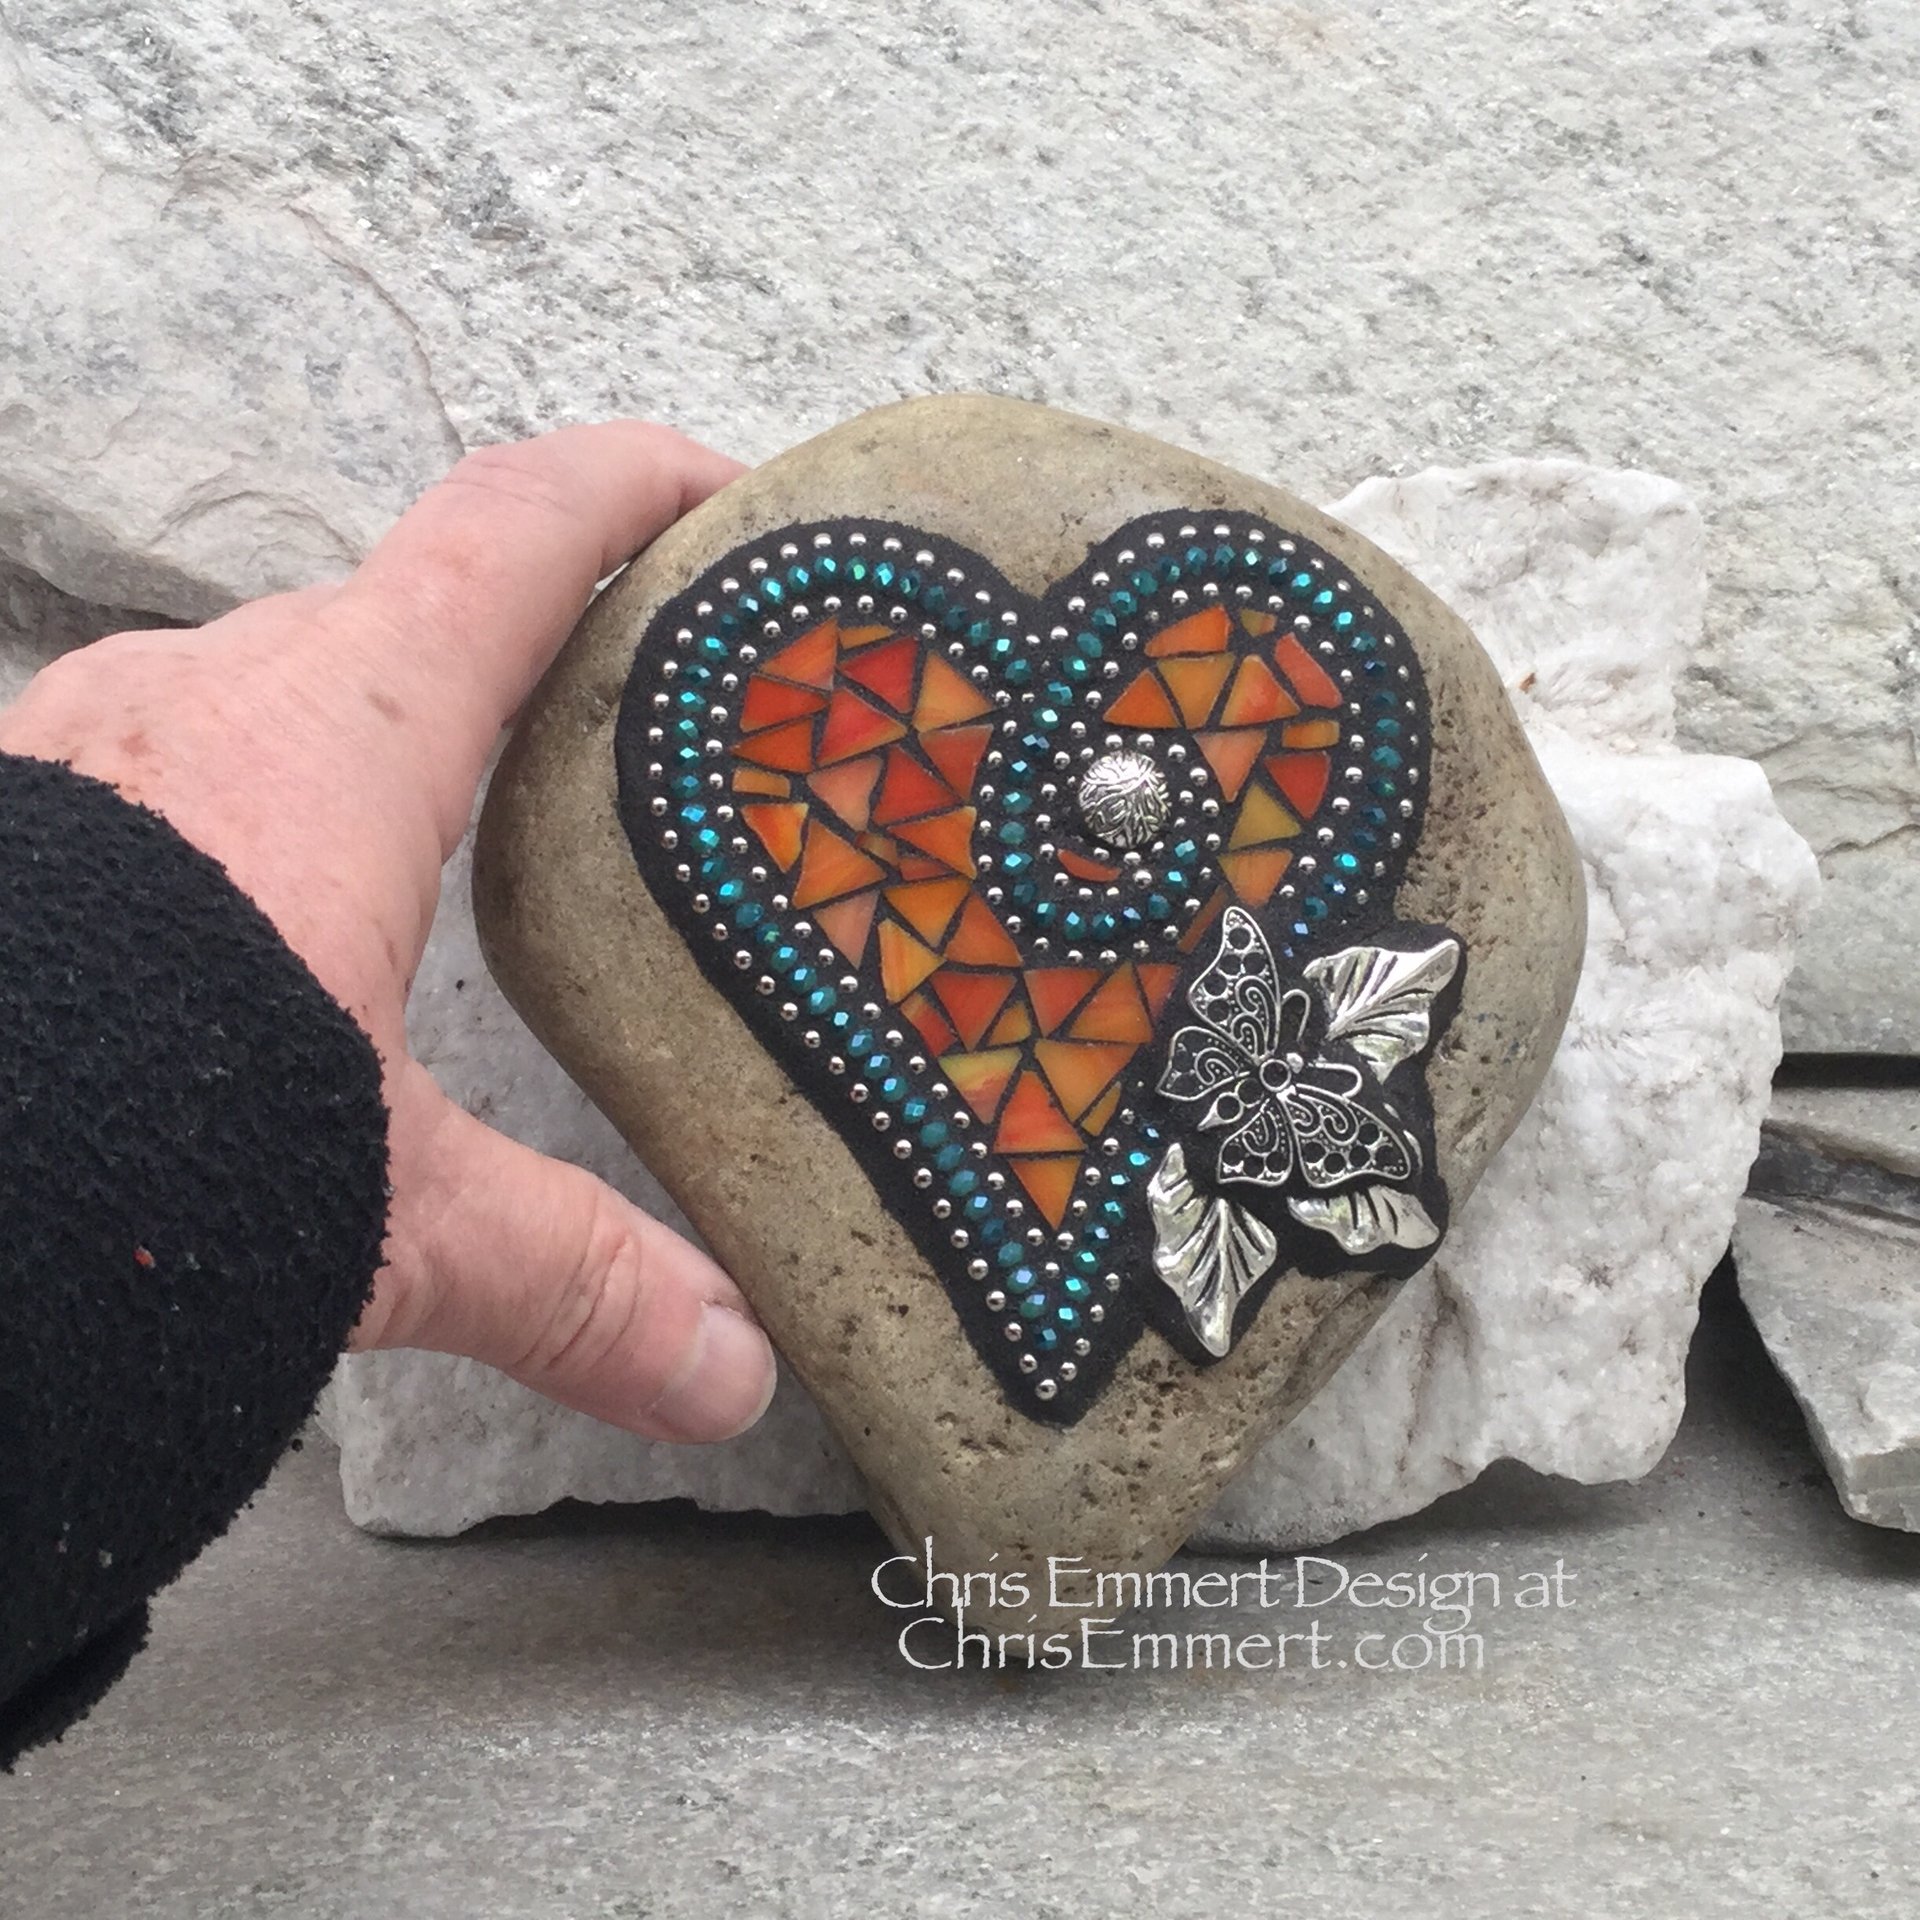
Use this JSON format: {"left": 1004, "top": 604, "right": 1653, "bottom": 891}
{"left": 1737, "top": 1086, "right": 1920, "bottom": 1531}
{"left": 0, "top": 0, "right": 1912, "bottom": 1045}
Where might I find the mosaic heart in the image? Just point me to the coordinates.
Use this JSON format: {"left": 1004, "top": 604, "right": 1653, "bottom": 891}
{"left": 615, "top": 511, "right": 1461, "bottom": 1423}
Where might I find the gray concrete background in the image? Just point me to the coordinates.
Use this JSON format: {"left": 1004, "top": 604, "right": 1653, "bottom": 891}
{"left": 5, "top": 1276, "right": 1915, "bottom": 1919}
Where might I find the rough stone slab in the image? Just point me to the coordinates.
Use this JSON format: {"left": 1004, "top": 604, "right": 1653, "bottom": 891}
{"left": 1737, "top": 1091, "right": 1920, "bottom": 1531}
{"left": 323, "top": 462, "right": 1820, "bottom": 1544}
{"left": 0, "top": 0, "right": 1911, "bottom": 1045}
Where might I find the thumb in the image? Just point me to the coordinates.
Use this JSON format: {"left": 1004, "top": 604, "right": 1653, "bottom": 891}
{"left": 362, "top": 1065, "right": 778, "bottom": 1442}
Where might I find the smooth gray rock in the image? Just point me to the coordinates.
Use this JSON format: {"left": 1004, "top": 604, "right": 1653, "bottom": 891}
{"left": 0, "top": 0, "right": 1912, "bottom": 1045}
{"left": 1738, "top": 1089, "right": 1920, "bottom": 1531}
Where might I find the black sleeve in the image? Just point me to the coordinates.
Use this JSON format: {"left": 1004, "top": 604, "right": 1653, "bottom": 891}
{"left": 0, "top": 754, "right": 390, "bottom": 1768}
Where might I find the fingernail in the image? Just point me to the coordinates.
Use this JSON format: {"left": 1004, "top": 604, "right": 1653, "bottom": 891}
{"left": 651, "top": 1303, "right": 778, "bottom": 1442}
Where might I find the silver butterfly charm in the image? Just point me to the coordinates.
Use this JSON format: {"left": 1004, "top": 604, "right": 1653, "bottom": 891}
{"left": 1150, "top": 906, "right": 1461, "bottom": 1351}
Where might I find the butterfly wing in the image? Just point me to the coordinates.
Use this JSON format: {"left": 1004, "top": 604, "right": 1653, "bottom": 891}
{"left": 1187, "top": 906, "right": 1293, "bottom": 1061}
{"left": 1279, "top": 1067, "right": 1419, "bottom": 1190}
{"left": 1214, "top": 1099, "right": 1295, "bottom": 1188}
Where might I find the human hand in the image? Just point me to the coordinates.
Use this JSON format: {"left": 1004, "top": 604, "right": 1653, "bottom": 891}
{"left": 0, "top": 423, "right": 777, "bottom": 1441}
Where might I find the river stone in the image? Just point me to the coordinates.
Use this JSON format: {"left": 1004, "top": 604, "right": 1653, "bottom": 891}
{"left": 473, "top": 395, "right": 1583, "bottom": 1632}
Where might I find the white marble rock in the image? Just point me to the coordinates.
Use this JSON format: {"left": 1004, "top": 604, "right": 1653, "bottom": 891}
{"left": 1735, "top": 1090, "right": 1920, "bottom": 1533}
{"left": 0, "top": 0, "right": 1911, "bottom": 1047}
{"left": 320, "top": 462, "right": 1821, "bottom": 1544}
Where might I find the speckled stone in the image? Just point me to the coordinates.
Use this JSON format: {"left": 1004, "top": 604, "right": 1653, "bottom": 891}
{"left": 473, "top": 396, "right": 1583, "bottom": 1631}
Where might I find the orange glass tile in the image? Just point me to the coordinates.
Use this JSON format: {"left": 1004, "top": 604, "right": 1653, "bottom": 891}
{"left": 893, "top": 807, "right": 978, "bottom": 877}
{"left": 1280, "top": 718, "right": 1341, "bottom": 751}
{"left": 913, "top": 653, "right": 994, "bottom": 730}
{"left": 994, "top": 1070, "right": 1083, "bottom": 1155}
{"left": 731, "top": 716, "right": 817, "bottom": 773}
{"left": 1024, "top": 966, "right": 1103, "bottom": 1035}
{"left": 1159, "top": 654, "right": 1234, "bottom": 726}
{"left": 1238, "top": 608, "right": 1278, "bottom": 639}
{"left": 902, "top": 987, "right": 959, "bottom": 1054}
{"left": 1194, "top": 727, "right": 1266, "bottom": 802}
{"left": 940, "top": 1046, "right": 1022, "bottom": 1122}
{"left": 1082, "top": 1082, "right": 1124, "bottom": 1135}
{"left": 1177, "top": 887, "right": 1227, "bottom": 953}
{"left": 1136, "top": 963, "right": 1182, "bottom": 1020}
{"left": 920, "top": 722, "right": 992, "bottom": 797}
{"left": 1007, "top": 1154, "right": 1082, "bottom": 1228}
{"left": 1069, "top": 967, "right": 1152, "bottom": 1044}
{"left": 1104, "top": 670, "right": 1181, "bottom": 729}
{"left": 931, "top": 971, "right": 1016, "bottom": 1050}
{"left": 740, "top": 675, "right": 828, "bottom": 734}
{"left": 1034, "top": 1039, "right": 1136, "bottom": 1123}
{"left": 878, "top": 919, "right": 943, "bottom": 1000}
{"left": 731, "top": 766, "right": 792, "bottom": 798}
{"left": 1228, "top": 781, "right": 1303, "bottom": 850}
{"left": 942, "top": 896, "right": 1022, "bottom": 968}
{"left": 858, "top": 829, "right": 899, "bottom": 864}
{"left": 987, "top": 1000, "right": 1033, "bottom": 1045}
{"left": 1218, "top": 655, "right": 1298, "bottom": 728}
{"left": 817, "top": 688, "right": 907, "bottom": 765}
{"left": 1268, "top": 751, "right": 1330, "bottom": 821}
{"left": 837, "top": 622, "right": 894, "bottom": 650}
{"left": 763, "top": 619, "right": 840, "bottom": 688}
{"left": 893, "top": 850, "right": 954, "bottom": 881}
{"left": 807, "top": 755, "right": 883, "bottom": 831}
{"left": 886, "top": 875, "right": 971, "bottom": 944}
{"left": 791, "top": 819, "right": 888, "bottom": 908}
{"left": 1145, "top": 605, "right": 1229, "bottom": 658}
{"left": 871, "top": 747, "right": 956, "bottom": 826}
{"left": 1273, "top": 632, "right": 1342, "bottom": 709}
{"left": 1221, "top": 847, "right": 1293, "bottom": 907}
{"left": 812, "top": 888, "right": 879, "bottom": 966}
{"left": 740, "top": 800, "right": 807, "bottom": 871}
{"left": 840, "top": 633, "right": 920, "bottom": 712}
{"left": 1057, "top": 847, "right": 1121, "bottom": 883}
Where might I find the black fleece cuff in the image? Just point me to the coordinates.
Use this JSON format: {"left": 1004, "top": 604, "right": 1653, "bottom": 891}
{"left": 0, "top": 753, "right": 390, "bottom": 1768}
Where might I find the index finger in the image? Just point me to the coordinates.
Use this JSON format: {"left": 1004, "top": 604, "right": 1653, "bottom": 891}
{"left": 333, "top": 419, "right": 744, "bottom": 744}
